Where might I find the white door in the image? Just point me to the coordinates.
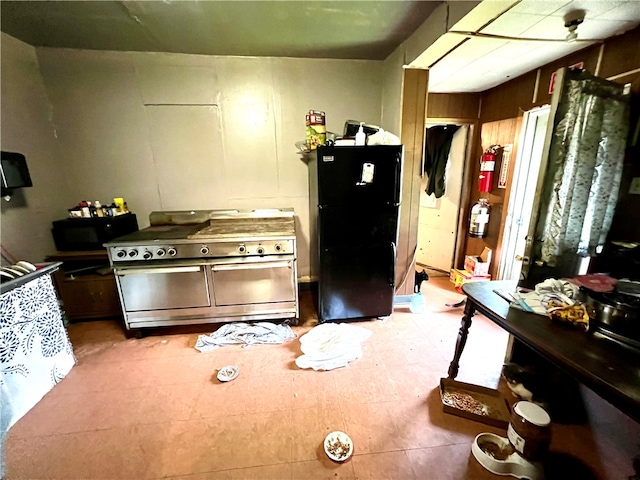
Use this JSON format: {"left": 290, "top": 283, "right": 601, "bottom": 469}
{"left": 417, "top": 125, "right": 468, "bottom": 272}
{"left": 498, "top": 106, "right": 550, "bottom": 281}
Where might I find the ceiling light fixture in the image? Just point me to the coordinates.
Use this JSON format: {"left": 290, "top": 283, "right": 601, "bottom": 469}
{"left": 564, "top": 10, "right": 586, "bottom": 43}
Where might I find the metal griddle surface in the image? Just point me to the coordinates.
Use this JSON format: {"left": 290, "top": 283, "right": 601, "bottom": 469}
{"left": 109, "top": 223, "right": 208, "bottom": 243}
{"left": 188, "top": 218, "right": 295, "bottom": 239}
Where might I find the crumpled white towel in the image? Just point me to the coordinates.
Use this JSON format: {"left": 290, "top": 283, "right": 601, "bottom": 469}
{"left": 513, "top": 278, "right": 581, "bottom": 315}
{"left": 195, "top": 322, "right": 296, "bottom": 352}
{"left": 295, "top": 323, "right": 372, "bottom": 371}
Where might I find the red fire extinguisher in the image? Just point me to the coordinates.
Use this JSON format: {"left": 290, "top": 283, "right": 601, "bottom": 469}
{"left": 478, "top": 145, "right": 499, "bottom": 192}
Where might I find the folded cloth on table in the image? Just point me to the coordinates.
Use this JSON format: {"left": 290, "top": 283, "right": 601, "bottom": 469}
{"left": 195, "top": 322, "right": 295, "bottom": 352}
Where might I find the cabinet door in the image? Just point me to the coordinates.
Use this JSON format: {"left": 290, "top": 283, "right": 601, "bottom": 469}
{"left": 54, "top": 272, "right": 122, "bottom": 320}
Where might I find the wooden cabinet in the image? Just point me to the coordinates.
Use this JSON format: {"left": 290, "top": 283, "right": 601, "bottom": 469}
{"left": 45, "top": 250, "right": 122, "bottom": 321}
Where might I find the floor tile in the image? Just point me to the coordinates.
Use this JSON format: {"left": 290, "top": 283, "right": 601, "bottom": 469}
{"left": 290, "top": 458, "right": 356, "bottom": 480}
{"left": 290, "top": 406, "right": 347, "bottom": 462}
{"left": 333, "top": 365, "right": 401, "bottom": 405}
{"left": 350, "top": 451, "right": 417, "bottom": 479}
{"left": 157, "top": 412, "right": 293, "bottom": 477}
{"left": 5, "top": 423, "right": 170, "bottom": 479}
{"left": 405, "top": 443, "right": 499, "bottom": 480}
{"left": 291, "top": 370, "right": 341, "bottom": 410}
{"left": 164, "top": 462, "right": 292, "bottom": 479}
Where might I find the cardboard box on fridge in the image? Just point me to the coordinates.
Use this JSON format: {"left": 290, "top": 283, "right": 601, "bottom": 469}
{"left": 464, "top": 247, "right": 492, "bottom": 276}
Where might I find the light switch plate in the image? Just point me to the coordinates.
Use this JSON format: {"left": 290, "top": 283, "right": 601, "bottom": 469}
{"left": 630, "top": 177, "right": 640, "bottom": 195}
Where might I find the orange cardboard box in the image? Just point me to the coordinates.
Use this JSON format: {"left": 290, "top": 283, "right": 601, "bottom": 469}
{"left": 464, "top": 247, "right": 492, "bottom": 277}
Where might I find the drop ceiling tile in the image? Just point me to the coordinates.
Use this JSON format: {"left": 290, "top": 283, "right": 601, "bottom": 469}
{"left": 430, "top": 54, "right": 477, "bottom": 76}
{"left": 481, "top": 41, "right": 548, "bottom": 61}
{"left": 575, "top": 18, "right": 639, "bottom": 39}
{"left": 596, "top": 2, "right": 640, "bottom": 21}
{"left": 546, "top": 0, "right": 625, "bottom": 18}
{"left": 449, "top": 36, "right": 508, "bottom": 58}
{"left": 509, "top": 0, "right": 572, "bottom": 16}
{"left": 521, "top": 15, "right": 574, "bottom": 39}
{"left": 482, "top": 13, "right": 547, "bottom": 36}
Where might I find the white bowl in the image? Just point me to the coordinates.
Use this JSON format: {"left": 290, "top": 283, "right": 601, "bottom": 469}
{"left": 471, "top": 433, "right": 542, "bottom": 480}
{"left": 324, "top": 431, "right": 353, "bottom": 462}
{"left": 217, "top": 365, "right": 239, "bottom": 382}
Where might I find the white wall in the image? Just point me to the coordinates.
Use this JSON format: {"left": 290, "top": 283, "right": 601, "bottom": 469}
{"left": 34, "top": 47, "right": 384, "bottom": 279}
{"left": 0, "top": 34, "right": 72, "bottom": 263}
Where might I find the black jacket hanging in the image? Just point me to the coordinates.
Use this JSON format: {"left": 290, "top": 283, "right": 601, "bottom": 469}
{"left": 424, "top": 125, "right": 459, "bottom": 198}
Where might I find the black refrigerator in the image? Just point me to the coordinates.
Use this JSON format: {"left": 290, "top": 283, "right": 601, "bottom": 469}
{"left": 312, "top": 145, "right": 403, "bottom": 322}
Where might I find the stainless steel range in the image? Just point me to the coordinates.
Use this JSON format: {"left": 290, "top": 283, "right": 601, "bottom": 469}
{"left": 105, "top": 208, "right": 298, "bottom": 333}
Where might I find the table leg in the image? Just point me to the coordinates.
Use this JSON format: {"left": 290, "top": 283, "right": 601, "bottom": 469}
{"left": 447, "top": 299, "right": 476, "bottom": 379}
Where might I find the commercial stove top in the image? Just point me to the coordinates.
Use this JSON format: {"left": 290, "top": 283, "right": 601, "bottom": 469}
{"left": 105, "top": 208, "right": 296, "bottom": 263}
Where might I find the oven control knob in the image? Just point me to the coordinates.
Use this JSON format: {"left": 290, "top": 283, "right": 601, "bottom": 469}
{"left": 143, "top": 251, "right": 153, "bottom": 260}
{"left": 116, "top": 250, "right": 127, "bottom": 258}
{"left": 256, "top": 246, "right": 265, "bottom": 255}
{"left": 274, "top": 243, "right": 283, "bottom": 252}
{"left": 238, "top": 244, "right": 246, "bottom": 254}
{"left": 167, "top": 247, "right": 177, "bottom": 256}
{"left": 128, "top": 250, "right": 138, "bottom": 257}
{"left": 200, "top": 246, "right": 209, "bottom": 255}
{"left": 156, "top": 248, "right": 166, "bottom": 257}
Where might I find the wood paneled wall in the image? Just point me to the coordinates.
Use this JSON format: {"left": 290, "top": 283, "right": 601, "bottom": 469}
{"left": 396, "top": 68, "right": 429, "bottom": 295}
{"left": 427, "top": 93, "right": 480, "bottom": 120}
{"left": 465, "top": 118, "right": 521, "bottom": 279}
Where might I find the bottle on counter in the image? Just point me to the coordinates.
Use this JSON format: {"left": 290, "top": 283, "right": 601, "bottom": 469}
{"left": 79, "top": 201, "right": 90, "bottom": 218}
{"left": 94, "top": 201, "right": 104, "bottom": 217}
{"left": 355, "top": 122, "right": 366, "bottom": 146}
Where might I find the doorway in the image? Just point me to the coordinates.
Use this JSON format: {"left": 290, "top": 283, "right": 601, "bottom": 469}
{"left": 417, "top": 124, "right": 470, "bottom": 275}
{"left": 498, "top": 105, "right": 550, "bottom": 281}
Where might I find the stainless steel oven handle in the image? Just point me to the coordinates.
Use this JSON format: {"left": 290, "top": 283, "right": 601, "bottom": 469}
{"left": 114, "top": 266, "right": 202, "bottom": 276}
{"left": 212, "top": 261, "right": 291, "bottom": 272}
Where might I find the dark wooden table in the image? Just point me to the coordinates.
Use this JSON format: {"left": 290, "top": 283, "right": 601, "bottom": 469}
{"left": 447, "top": 280, "right": 640, "bottom": 423}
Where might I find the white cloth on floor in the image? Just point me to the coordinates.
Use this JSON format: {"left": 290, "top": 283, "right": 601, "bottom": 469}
{"left": 195, "top": 322, "right": 295, "bottom": 352}
{"left": 295, "top": 323, "right": 372, "bottom": 371}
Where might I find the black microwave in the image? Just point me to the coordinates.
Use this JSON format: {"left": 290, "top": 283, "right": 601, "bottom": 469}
{"left": 52, "top": 213, "right": 139, "bottom": 251}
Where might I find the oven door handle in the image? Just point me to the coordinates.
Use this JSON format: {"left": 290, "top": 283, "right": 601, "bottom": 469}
{"left": 212, "top": 261, "right": 291, "bottom": 272}
{"left": 114, "top": 266, "right": 202, "bottom": 276}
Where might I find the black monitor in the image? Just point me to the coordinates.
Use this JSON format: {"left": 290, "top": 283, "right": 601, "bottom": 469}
{"left": 1, "top": 151, "right": 33, "bottom": 189}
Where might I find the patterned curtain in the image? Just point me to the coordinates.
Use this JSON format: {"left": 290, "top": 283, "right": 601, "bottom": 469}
{"left": 539, "top": 73, "right": 629, "bottom": 267}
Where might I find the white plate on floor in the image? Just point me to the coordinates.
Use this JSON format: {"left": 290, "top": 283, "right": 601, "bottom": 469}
{"left": 324, "top": 431, "right": 353, "bottom": 462}
{"left": 217, "top": 365, "right": 239, "bottom": 382}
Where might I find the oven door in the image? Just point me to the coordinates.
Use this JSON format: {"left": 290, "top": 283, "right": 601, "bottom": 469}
{"left": 114, "top": 265, "right": 210, "bottom": 311}
{"left": 211, "top": 260, "right": 296, "bottom": 306}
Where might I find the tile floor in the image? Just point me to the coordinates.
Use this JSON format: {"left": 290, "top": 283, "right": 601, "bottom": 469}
{"left": 4, "top": 276, "right": 640, "bottom": 479}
